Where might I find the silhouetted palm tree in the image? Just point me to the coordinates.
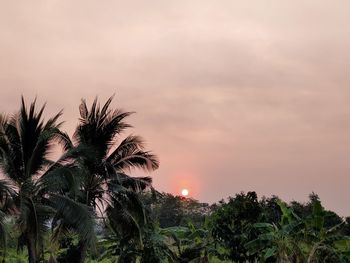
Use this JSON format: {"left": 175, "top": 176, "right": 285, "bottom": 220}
{"left": 56, "top": 96, "right": 159, "bottom": 262}
{"left": 0, "top": 98, "right": 95, "bottom": 263}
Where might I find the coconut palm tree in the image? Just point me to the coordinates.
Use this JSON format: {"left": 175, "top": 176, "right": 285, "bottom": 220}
{"left": 56, "top": 96, "right": 159, "bottom": 262}
{"left": 0, "top": 98, "right": 95, "bottom": 263}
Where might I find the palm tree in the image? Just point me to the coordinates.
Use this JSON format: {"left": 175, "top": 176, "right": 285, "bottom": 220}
{"left": 0, "top": 98, "right": 64, "bottom": 262}
{"left": 56, "top": 96, "right": 159, "bottom": 262}
{"left": 0, "top": 98, "right": 95, "bottom": 263}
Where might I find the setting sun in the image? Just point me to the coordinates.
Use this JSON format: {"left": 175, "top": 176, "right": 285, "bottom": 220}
{"left": 181, "top": 188, "right": 189, "bottom": 197}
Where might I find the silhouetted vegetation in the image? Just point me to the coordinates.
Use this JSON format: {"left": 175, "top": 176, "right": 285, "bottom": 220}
{"left": 1, "top": 97, "right": 350, "bottom": 262}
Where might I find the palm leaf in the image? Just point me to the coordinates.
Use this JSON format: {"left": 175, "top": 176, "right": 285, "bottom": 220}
{"left": 110, "top": 173, "right": 152, "bottom": 192}
{"left": 50, "top": 194, "right": 96, "bottom": 247}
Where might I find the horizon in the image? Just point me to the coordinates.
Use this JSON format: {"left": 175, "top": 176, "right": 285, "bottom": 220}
{"left": 1, "top": 1, "right": 350, "bottom": 216}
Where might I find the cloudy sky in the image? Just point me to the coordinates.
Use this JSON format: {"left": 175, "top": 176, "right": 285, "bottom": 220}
{"left": 1, "top": 1, "right": 350, "bottom": 214}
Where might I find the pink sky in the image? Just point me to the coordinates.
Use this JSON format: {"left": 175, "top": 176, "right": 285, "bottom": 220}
{"left": 1, "top": 1, "right": 350, "bottom": 215}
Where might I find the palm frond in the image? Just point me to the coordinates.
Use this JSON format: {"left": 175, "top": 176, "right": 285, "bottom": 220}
{"left": 74, "top": 97, "right": 134, "bottom": 156}
{"left": 106, "top": 197, "right": 143, "bottom": 249}
{"left": 55, "top": 144, "right": 99, "bottom": 166}
{"left": 17, "top": 195, "right": 54, "bottom": 255}
{"left": 110, "top": 173, "right": 152, "bottom": 192}
{"left": 26, "top": 128, "right": 61, "bottom": 177}
{"left": 54, "top": 130, "right": 73, "bottom": 151}
{"left": 112, "top": 150, "right": 159, "bottom": 172}
{"left": 0, "top": 210, "right": 8, "bottom": 260}
{"left": 0, "top": 98, "right": 62, "bottom": 182}
{"left": 107, "top": 136, "right": 159, "bottom": 172}
{"left": 37, "top": 164, "right": 82, "bottom": 198}
{"left": 0, "top": 179, "right": 14, "bottom": 203}
{"left": 50, "top": 194, "right": 96, "bottom": 247}
{"left": 0, "top": 116, "right": 23, "bottom": 183}
{"left": 108, "top": 186, "right": 146, "bottom": 225}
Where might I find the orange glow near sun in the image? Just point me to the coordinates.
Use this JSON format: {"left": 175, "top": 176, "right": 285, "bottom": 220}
{"left": 181, "top": 188, "right": 189, "bottom": 196}
{"left": 170, "top": 171, "right": 200, "bottom": 198}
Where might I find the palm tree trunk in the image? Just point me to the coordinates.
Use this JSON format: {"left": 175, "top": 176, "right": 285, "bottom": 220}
{"left": 77, "top": 240, "right": 87, "bottom": 263}
{"left": 27, "top": 235, "right": 37, "bottom": 263}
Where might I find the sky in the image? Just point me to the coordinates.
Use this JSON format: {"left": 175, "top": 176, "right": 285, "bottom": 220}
{"left": 1, "top": 1, "right": 350, "bottom": 215}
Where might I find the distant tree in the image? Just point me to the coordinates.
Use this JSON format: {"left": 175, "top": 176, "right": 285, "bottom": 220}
{"left": 157, "top": 194, "right": 184, "bottom": 228}
{"left": 290, "top": 193, "right": 342, "bottom": 228}
{"left": 181, "top": 197, "right": 211, "bottom": 227}
{"left": 210, "top": 191, "right": 262, "bottom": 262}
{"left": 260, "top": 195, "right": 282, "bottom": 224}
{"left": 142, "top": 192, "right": 211, "bottom": 228}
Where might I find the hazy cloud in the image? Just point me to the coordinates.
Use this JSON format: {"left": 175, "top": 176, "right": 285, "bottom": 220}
{"left": 1, "top": 1, "right": 350, "bottom": 214}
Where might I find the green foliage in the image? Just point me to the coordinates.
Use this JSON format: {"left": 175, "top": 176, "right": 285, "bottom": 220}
{"left": 211, "top": 191, "right": 261, "bottom": 262}
{"left": 304, "top": 200, "right": 349, "bottom": 262}
{"left": 141, "top": 191, "right": 211, "bottom": 229}
{"left": 245, "top": 200, "right": 305, "bottom": 262}
{"left": 0, "top": 249, "right": 28, "bottom": 263}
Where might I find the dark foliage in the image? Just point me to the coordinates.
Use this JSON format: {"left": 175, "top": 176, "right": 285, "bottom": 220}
{"left": 211, "top": 191, "right": 262, "bottom": 262}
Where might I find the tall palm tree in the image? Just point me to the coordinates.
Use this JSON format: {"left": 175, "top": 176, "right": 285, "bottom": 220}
{"left": 0, "top": 98, "right": 95, "bottom": 263}
{"left": 56, "top": 96, "right": 159, "bottom": 262}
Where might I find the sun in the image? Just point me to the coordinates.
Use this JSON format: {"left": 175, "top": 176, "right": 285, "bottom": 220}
{"left": 181, "top": 188, "right": 189, "bottom": 197}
